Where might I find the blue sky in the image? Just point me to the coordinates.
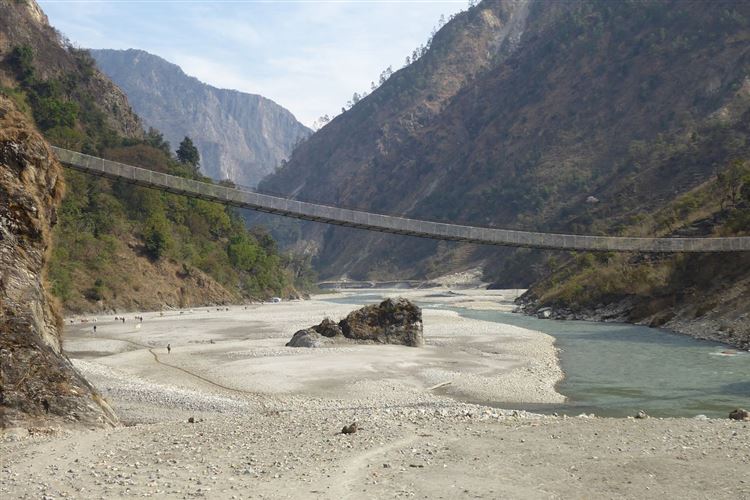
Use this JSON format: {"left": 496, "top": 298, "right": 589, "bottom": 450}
{"left": 38, "top": 0, "right": 468, "bottom": 127}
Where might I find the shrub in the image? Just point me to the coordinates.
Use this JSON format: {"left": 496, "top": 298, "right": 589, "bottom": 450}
{"left": 143, "top": 213, "right": 173, "bottom": 260}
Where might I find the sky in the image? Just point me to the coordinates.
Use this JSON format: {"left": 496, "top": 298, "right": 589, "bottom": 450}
{"left": 38, "top": 0, "right": 468, "bottom": 127}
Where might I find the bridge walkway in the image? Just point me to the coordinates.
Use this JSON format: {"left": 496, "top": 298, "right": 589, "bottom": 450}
{"left": 52, "top": 147, "right": 750, "bottom": 253}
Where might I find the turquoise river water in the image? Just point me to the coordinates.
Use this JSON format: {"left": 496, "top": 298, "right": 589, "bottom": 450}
{"left": 325, "top": 293, "right": 750, "bottom": 418}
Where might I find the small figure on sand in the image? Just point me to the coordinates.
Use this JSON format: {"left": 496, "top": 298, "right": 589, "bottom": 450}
{"left": 167, "top": 343, "right": 171, "bottom": 354}
{"left": 93, "top": 324, "right": 97, "bottom": 334}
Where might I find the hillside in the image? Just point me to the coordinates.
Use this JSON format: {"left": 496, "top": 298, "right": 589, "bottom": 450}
{"left": 0, "top": 0, "right": 141, "bottom": 141}
{"left": 0, "top": 0, "right": 302, "bottom": 314}
{"left": 520, "top": 160, "right": 750, "bottom": 349}
{"left": 90, "top": 49, "right": 311, "bottom": 186}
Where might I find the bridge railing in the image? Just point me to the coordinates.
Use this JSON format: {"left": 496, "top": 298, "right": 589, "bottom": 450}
{"left": 52, "top": 147, "right": 750, "bottom": 253}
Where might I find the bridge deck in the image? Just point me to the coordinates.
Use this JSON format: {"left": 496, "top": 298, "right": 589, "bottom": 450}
{"left": 52, "top": 147, "right": 750, "bottom": 253}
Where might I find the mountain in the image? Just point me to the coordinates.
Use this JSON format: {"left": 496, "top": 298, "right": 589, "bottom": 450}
{"left": 261, "top": 0, "right": 750, "bottom": 281}
{"left": 90, "top": 49, "right": 311, "bottom": 186}
{"left": 261, "top": 0, "right": 529, "bottom": 276}
{"left": 260, "top": 0, "right": 750, "bottom": 346}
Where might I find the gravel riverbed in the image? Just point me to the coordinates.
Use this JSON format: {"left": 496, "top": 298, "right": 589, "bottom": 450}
{"left": 2, "top": 290, "right": 748, "bottom": 498}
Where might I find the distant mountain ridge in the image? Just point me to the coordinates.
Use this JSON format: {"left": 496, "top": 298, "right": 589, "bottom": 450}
{"left": 90, "top": 49, "right": 311, "bottom": 186}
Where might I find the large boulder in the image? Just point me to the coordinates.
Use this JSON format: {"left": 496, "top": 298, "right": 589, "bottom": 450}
{"left": 286, "top": 298, "right": 424, "bottom": 348}
{"left": 285, "top": 329, "right": 327, "bottom": 348}
{"left": 341, "top": 298, "right": 424, "bottom": 347}
{"left": 285, "top": 318, "right": 344, "bottom": 347}
{"left": 729, "top": 408, "right": 750, "bottom": 421}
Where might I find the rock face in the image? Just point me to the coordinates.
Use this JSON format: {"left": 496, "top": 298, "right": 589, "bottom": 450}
{"left": 90, "top": 49, "right": 311, "bottom": 186}
{"left": 0, "top": 96, "right": 116, "bottom": 429}
{"left": 286, "top": 298, "right": 424, "bottom": 348}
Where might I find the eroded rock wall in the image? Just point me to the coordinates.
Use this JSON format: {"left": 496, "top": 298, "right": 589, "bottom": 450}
{"left": 0, "top": 96, "right": 116, "bottom": 429}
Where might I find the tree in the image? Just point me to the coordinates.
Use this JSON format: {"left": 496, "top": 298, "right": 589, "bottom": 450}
{"left": 176, "top": 136, "right": 200, "bottom": 169}
{"left": 718, "top": 160, "right": 750, "bottom": 209}
{"left": 9, "top": 45, "right": 35, "bottom": 85}
{"left": 312, "top": 114, "right": 331, "bottom": 130}
{"left": 143, "top": 213, "right": 173, "bottom": 260}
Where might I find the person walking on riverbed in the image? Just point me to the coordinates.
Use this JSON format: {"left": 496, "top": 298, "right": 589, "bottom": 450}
{"left": 167, "top": 343, "right": 171, "bottom": 354}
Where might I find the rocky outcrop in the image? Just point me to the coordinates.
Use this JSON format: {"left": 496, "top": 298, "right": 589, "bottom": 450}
{"left": 286, "top": 298, "right": 424, "bottom": 348}
{"left": 90, "top": 49, "right": 311, "bottom": 186}
{"left": 0, "top": 96, "right": 116, "bottom": 429}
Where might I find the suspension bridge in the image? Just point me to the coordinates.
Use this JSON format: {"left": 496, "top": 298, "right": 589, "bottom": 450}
{"left": 53, "top": 147, "right": 750, "bottom": 253}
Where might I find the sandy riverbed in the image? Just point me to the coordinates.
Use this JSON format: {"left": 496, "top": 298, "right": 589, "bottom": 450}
{"left": 2, "top": 289, "right": 748, "bottom": 498}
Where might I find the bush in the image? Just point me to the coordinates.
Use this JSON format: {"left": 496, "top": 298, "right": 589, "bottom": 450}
{"left": 143, "top": 213, "right": 173, "bottom": 260}
{"left": 33, "top": 96, "right": 78, "bottom": 130}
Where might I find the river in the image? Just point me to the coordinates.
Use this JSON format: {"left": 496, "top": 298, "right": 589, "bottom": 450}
{"left": 325, "top": 292, "right": 750, "bottom": 418}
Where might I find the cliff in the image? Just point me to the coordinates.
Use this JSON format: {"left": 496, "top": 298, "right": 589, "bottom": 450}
{"left": 90, "top": 49, "right": 311, "bottom": 186}
{"left": 0, "top": 95, "right": 116, "bottom": 428}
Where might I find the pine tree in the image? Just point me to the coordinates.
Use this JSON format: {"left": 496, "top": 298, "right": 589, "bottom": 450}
{"left": 176, "top": 136, "right": 200, "bottom": 169}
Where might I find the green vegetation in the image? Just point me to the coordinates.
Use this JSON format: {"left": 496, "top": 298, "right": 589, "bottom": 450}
{"left": 176, "top": 136, "right": 200, "bottom": 170}
{"left": 532, "top": 158, "right": 750, "bottom": 311}
{"left": 2, "top": 44, "right": 311, "bottom": 310}
{"left": 5, "top": 44, "right": 122, "bottom": 153}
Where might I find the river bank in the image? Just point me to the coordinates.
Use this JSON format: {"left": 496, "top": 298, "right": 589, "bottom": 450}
{"left": 2, "top": 290, "right": 748, "bottom": 498}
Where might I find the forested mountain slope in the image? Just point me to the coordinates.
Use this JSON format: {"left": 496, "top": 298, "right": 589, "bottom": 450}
{"left": 261, "top": 0, "right": 750, "bottom": 285}
{"left": 91, "top": 49, "right": 311, "bottom": 187}
{"left": 0, "top": 0, "right": 300, "bottom": 314}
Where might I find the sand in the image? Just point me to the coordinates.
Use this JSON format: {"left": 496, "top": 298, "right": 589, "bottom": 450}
{"left": 2, "top": 289, "right": 749, "bottom": 498}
